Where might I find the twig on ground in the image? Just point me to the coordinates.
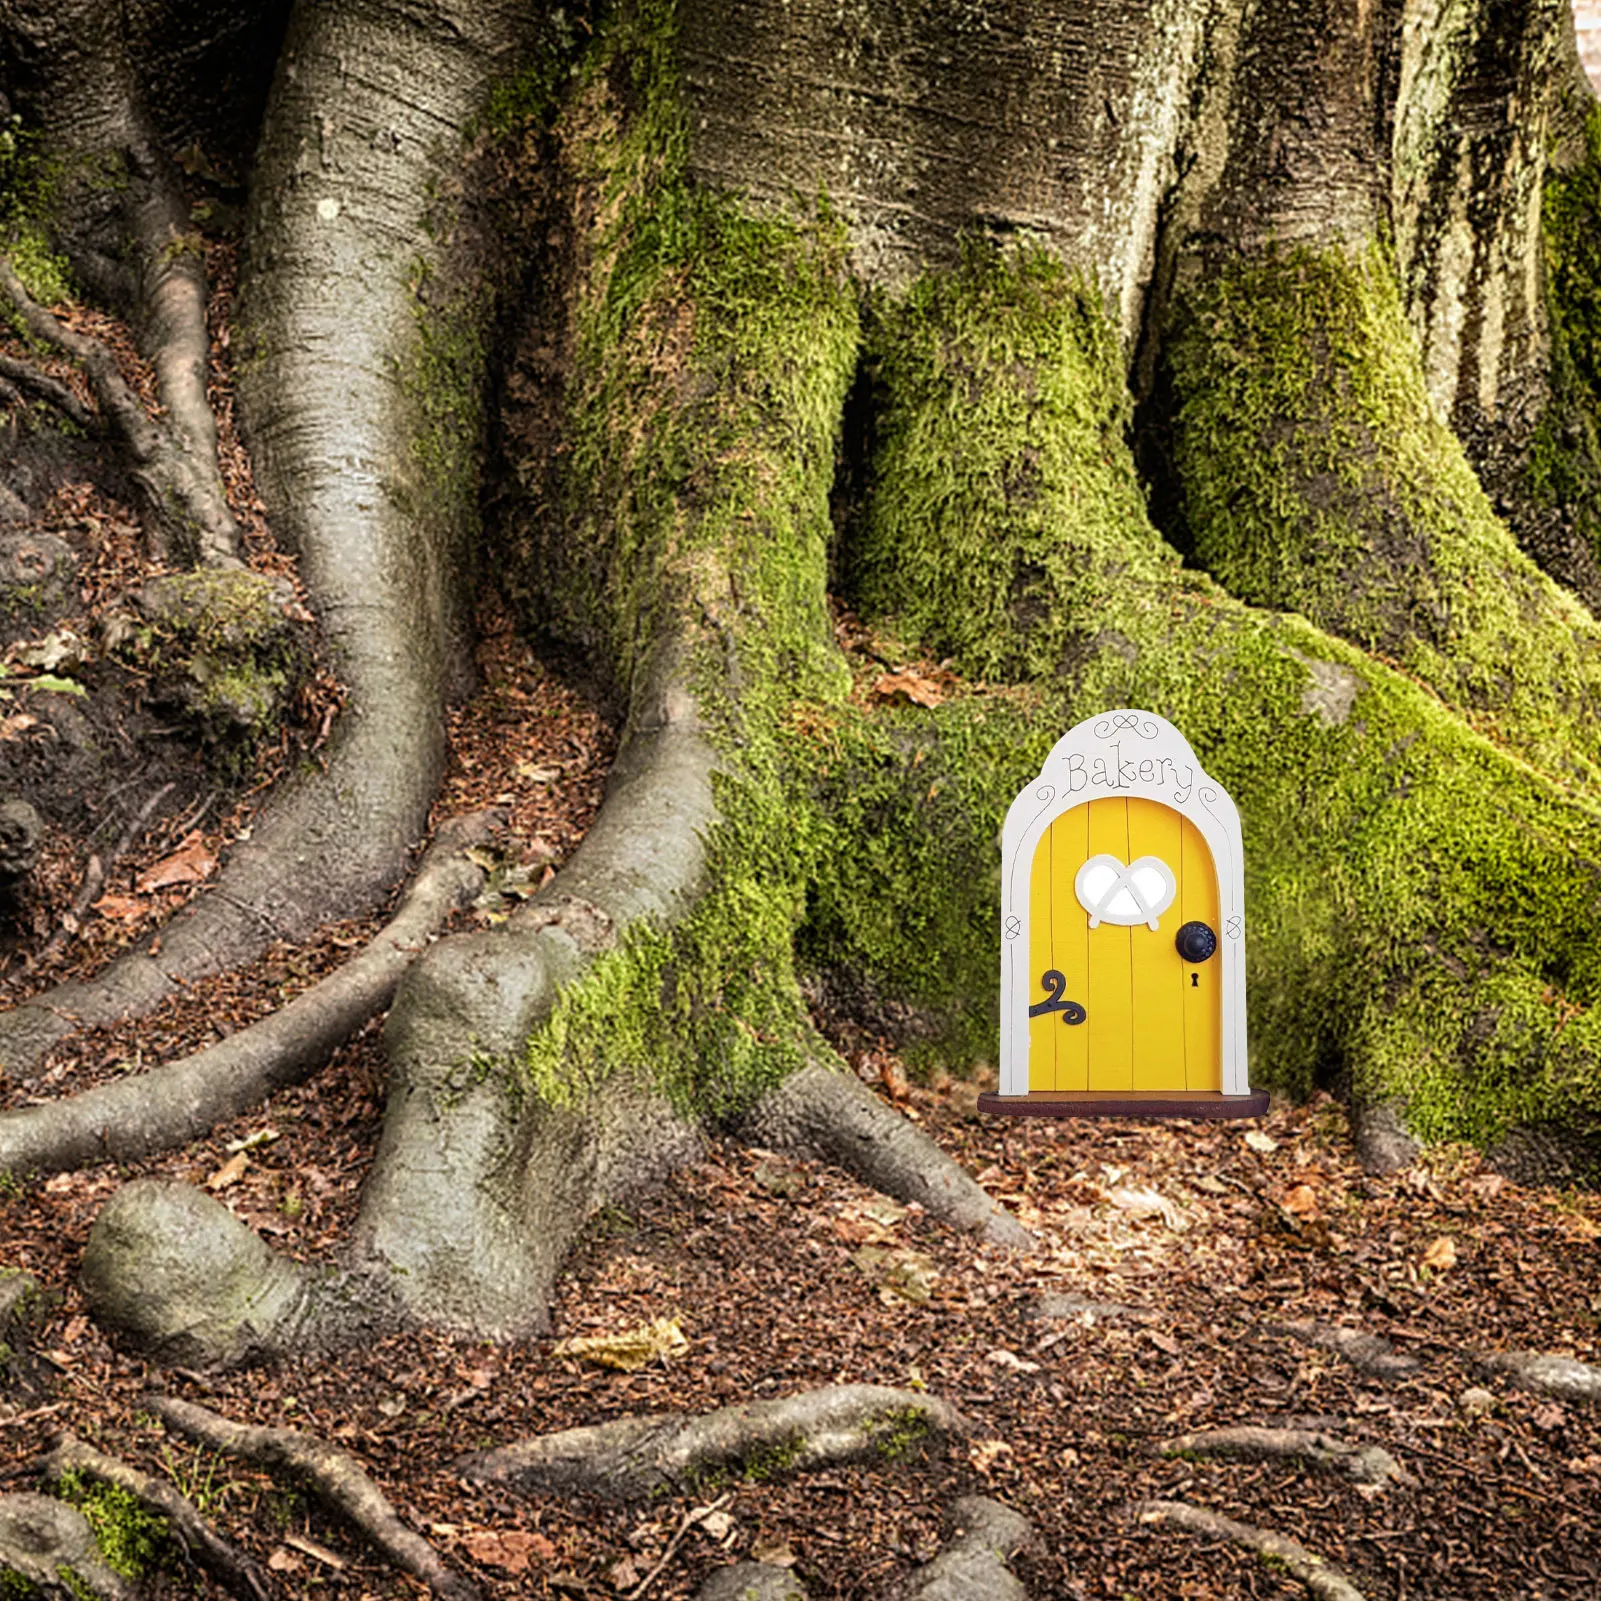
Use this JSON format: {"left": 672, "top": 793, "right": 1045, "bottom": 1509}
{"left": 145, "top": 1393, "right": 479, "bottom": 1601}
{"left": 1132, "top": 1500, "right": 1367, "bottom": 1601}
{"left": 24, "top": 782, "right": 176, "bottom": 978}
{"left": 628, "top": 1493, "right": 732, "bottom": 1601}
{"left": 42, "top": 1431, "right": 274, "bottom": 1600}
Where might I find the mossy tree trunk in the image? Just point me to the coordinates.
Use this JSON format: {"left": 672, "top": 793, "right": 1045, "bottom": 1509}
{"left": 2, "top": 0, "right": 1600, "bottom": 1365}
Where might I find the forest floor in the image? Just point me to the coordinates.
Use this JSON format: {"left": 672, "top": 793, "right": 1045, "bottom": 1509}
{"left": 2, "top": 229, "right": 1600, "bottom": 1601}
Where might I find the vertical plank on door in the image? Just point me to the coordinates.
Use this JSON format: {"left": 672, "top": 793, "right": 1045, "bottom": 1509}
{"left": 1180, "top": 815, "right": 1222, "bottom": 1090}
{"left": 1027, "top": 816, "right": 1057, "bottom": 1091}
{"left": 1048, "top": 804, "right": 1090, "bottom": 1092}
{"left": 1127, "top": 798, "right": 1186, "bottom": 1091}
{"left": 1085, "top": 798, "right": 1134, "bottom": 1091}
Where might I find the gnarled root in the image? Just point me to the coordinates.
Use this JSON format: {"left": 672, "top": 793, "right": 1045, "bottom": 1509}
{"left": 1157, "top": 1426, "right": 1405, "bottom": 1489}
{"left": 42, "top": 1432, "right": 272, "bottom": 1600}
{"left": 734, "top": 1060, "right": 1033, "bottom": 1250}
{"left": 146, "top": 1393, "right": 479, "bottom": 1601}
{"left": 0, "top": 1492, "right": 134, "bottom": 1600}
{"left": 1132, "top": 1501, "right": 1368, "bottom": 1601}
{"left": 0, "top": 0, "right": 537, "bottom": 1081}
{"left": 456, "top": 1385, "right": 971, "bottom": 1502}
{"left": 0, "top": 811, "right": 496, "bottom": 1179}
{"left": 0, "top": 255, "right": 239, "bottom": 568}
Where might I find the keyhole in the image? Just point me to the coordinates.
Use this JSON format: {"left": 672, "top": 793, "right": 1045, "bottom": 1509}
{"left": 1190, "top": 972, "right": 1199, "bottom": 987}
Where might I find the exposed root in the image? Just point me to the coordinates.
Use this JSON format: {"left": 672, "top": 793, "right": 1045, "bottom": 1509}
{"left": 1132, "top": 1500, "right": 1368, "bottom": 1601}
{"left": 42, "top": 1431, "right": 272, "bottom": 1600}
{"left": 125, "top": 147, "right": 241, "bottom": 568}
{"left": 0, "top": 1491, "right": 134, "bottom": 1599}
{"left": 1158, "top": 1425, "right": 1405, "bottom": 1489}
{"left": 0, "top": 810, "right": 497, "bottom": 1178}
{"left": 146, "top": 1393, "right": 479, "bottom": 1601}
{"left": 1272, "top": 1320, "right": 1421, "bottom": 1381}
{"left": 697, "top": 1561, "right": 808, "bottom": 1601}
{"left": 894, "top": 1496, "right": 1033, "bottom": 1600}
{"left": 0, "top": 256, "right": 238, "bottom": 567}
{"left": 0, "top": 355, "right": 96, "bottom": 429}
{"left": 734, "top": 1061, "right": 1034, "bottom": 1250}
{"left": 1480, "top": 1350, "right": 1601, "bottom": 1401}
{"left": 455, "top": 1385, "right": 972, "bottom": 1502}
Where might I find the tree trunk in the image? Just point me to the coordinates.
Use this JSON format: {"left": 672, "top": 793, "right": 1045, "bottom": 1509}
{"left": 0, "top": 0, "right": 1596, "bottom": 1367}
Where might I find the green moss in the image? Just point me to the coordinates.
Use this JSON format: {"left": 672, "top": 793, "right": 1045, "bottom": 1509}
{"left": 110, "top": 568, "right": 302, "bottom": 747}
{"left": 841, "top": 239, "right": 1601, "bottom": 1151}
{"left": 868, "top": 1405, "right": 932, "bottom": 1463}
{"left": 851, "top": 242, "right": 1180, "bottom": 684}
{"left": 0, "top": 115, "right": 72, "bottom": 308}
{"left": 520, "top": 0, "right": 857, "bottom": 1118}
{"left": 55, "top": 1472, "right": 170, "bottom": 1581}
{"left": 1165, "top": 241, "right": 1601, "bottom": 798}
{"left": 1531, "top": 100, "right": 1601, "bottom": 573}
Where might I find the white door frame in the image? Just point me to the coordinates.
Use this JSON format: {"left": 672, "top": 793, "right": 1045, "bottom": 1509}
{"left": 997, "top": 710, "right": 1249, "bottom": 1095}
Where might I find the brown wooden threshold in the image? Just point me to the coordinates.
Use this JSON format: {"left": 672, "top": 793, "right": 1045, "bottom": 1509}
{"left": 977, "top": 1090, "right": 1270, "bottom": 1120}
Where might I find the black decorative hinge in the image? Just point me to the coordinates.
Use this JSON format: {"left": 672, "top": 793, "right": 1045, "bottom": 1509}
{"left": 1029, "top": 969, "right": 1086, "bottom": 1024}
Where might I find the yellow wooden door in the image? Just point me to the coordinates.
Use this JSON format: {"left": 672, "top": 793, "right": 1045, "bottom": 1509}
{"left": 1027, "top": 797, "right": 1221, "bottom": 1093}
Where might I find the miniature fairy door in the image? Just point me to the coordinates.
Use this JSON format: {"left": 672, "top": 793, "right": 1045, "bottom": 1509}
{"left": 990, "top": 711, "right": 1261, "bottom": 1116}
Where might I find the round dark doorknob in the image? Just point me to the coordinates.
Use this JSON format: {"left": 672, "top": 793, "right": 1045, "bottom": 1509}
{"left": 1175, "top": 920, "right": 1218, "bottom": 963}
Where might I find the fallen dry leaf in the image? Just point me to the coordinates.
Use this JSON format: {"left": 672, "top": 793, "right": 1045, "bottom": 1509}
{"left": 872, "top": 668, "right": 946, "bottom": 708}
{"left": 751, "top": 1539, "right": 798, "bottom": 1567}
{"left": 554, "top": 1316, "right": 688, "bottom": 1372}
{"left": 852, "top": 1244, "right": 941, "bottom": 1304}
{"left": 137, "top": 831, "right": 218, "bottom": 892}
{"left": 1420, "top": 1235, "right": 1458, "bottom": 1273}
{"left": 1282, "top": 1184, "right": 1320, "bottom": 1217}
{"left": 206, "top": 1152, "right": 249, "bottom": 1191}
{"left": 266, "top": 1548, "right": 302, "bottom": 1575}
{"left": 0, "top": 712, "right": 38, "bottom": 741}
{"left": 1245, "top": 1130, "right": 1279, "bottom": 1154}
{"left": 463, "top": 1529, "right": 556, "bottom": 1573}
{"left": 969, "top": 1438, "right": 1013, "bottom": 1473}
{"left": 92, "top": 892, "right": 146, "bottom": 923}
{"left": 1107, "top": 1185, "right": 1186, "bottom": 1230}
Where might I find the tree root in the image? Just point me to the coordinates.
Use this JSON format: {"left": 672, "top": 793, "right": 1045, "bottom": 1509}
{"left": 455, "top": 1385, "right": 972, "bottom": 1502}
{"left": 1158, "top": 1426, "right": 1405, "bottom": 1489}
{"left": 734, "top": 1061, "right": 1034, "bottom": 1251}
{"left": 697, "top": 1561, "right": 807, "bottom": 1600}
{"left": 0, "top": 256, "right": 238, "bottom": 568}
{"left": 1479, "top": 1350, "right": 1601, "bottom": 1402}
{"left": 42, "top": 1431, "right": 272, "bottom": 1600}
{"left": 894, "top": 1496, "right": 1033, "bottom": 1600}
{"left": 0, "top": 355, "right": 96, "bottom": 430}
{"left": 0, "top": 1491, "right": 134, "bottom": 1600}
{"left": 0, "top": 810, "right": 497, "bottom": 1179}
{"left": 0, "top": 0, "right": 532, "bottom": 1083}
{"left": 146, "top": 1393, "right": 479, "bottom": 1601}
{"left": 1131, "top": 1501, "right": 1367, "bottom": 1601}
{"left": 1271, "top": 1321, "right": 1421, "bottom": 1381}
